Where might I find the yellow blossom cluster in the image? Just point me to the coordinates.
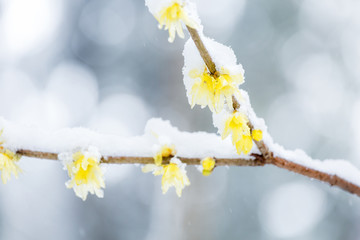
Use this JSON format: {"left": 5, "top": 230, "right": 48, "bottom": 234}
{"left": 61, "top": 147, "right": 105, "bottom": 201}
{"left": 154, "top": 0, "right": 198, "bottom": 42}
{"left": 147, "top": 0, "right": 261, "bottom": 157}
{"left": 222, "top": 112, "right": 263, "bottom": 154}
{"left": 189, "top": 67, "right": 243, "bottom": 113}
{"left": 142, "top": 143, "right": 190, "bottom": 197}
{"left": 0, "top": 147, "right": 22, "bottom": 184}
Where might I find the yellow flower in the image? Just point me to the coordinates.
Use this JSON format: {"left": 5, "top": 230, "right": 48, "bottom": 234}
{"left": 61, "top": 147, "right": 105, "bottom": 201}
{"left": 235, "top": 135, "right": 253, "bottom": 155}
{"left": 189, "top": 67, "right": 243, "bottom": 113}
{"left": 155, "top": 1, "right": 198, "bottom": 42}
{"left": 220, "top": 111, "right": 262, "bottom": 155}
{"left": 201, "top": 157, "right": 215, "bottom": 176}
{"left": 154, "top": 144, "right": 176, "bottom": 166}
{"left": 222, "top": 111, "right": 250, "bottom": 144}
{"left": 155, "top": 0, "right": 198, "bottom": 42}
{"left": 161, "top": 158, "right": 190, "bottom": 197}
{"left": 0, "top": 148, "right": 21, "bottom": 184}
{"left": 142, "top": 158, "right": 190, "bottom": 197}
{"left": 252, "top": 129, "right": 263, "bottom": 141}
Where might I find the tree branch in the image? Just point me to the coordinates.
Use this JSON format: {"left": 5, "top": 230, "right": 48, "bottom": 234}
{"left": 16, "top": 148, "right": 360, "bottom": 196}
{"left": 185, "top": 24, "right": 360, "bottom": 197}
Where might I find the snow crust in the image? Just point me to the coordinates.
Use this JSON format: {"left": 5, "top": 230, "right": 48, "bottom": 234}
{"left": 0, "top": 117, "right": 247, "bottom": 159}
{"left": 183, "top": 36, "right": 244, "bottom": 75}
{"left": 269, "top": 142, "right": 360, "bottom": 187}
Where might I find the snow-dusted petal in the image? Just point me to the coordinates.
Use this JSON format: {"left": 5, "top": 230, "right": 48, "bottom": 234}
{"left": 59, "top": 146, "right": 105, "bottom": 201}
{"left": 145, "top": 0, "right": 201, "bottom": 42}
{"left": 161, "top": 157, "right": 190, "bottom": 197}
{"left": 0, "top": 148, "right": 22, "bottom": 184}
{"left": 212, "top": 109, "right": 263, "bottom": 155}
{"left": 183, "top": 37, "right": 245, "bottom": 112}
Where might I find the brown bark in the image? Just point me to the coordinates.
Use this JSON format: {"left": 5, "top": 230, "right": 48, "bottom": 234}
{"left": 186, "top": 26, "right": 219, "bottom": 78}
{"left": 270, "top": 156, "right": 360, "bottom": 196}
{"left": 16, "top": 149, "right": 265, "bottom": 166}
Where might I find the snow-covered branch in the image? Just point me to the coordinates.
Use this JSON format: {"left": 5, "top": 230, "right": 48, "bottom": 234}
{"left": 1, "top": 0, "right": 359, "bottom": 201}
{"left": 174, "top": 0, "right": 360, "bottom": 197}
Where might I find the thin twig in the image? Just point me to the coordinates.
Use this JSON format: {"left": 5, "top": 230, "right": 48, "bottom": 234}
{"left": 16, "top": 149, "right": 265, "bottom": 166}
{"left": 186, "top": 26, "right": 219, "bottom": 78}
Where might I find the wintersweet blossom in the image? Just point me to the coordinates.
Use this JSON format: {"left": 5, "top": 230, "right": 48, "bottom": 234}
{"left": 217, "top": 111, "right": 263, "bottom": 155}
{"left": 222, "top": 111, "right": 250, "bottom": 143}
{"left": 153, "top": 144, "right": 176, "bottom": 166}
{"left": 252, "top": 129, "right": 263, "bottom": 142}
{"left": 201, "top": 157, "right": 215, "bottom": 176}
{"left": 189, "top": 67, "right": 243, "bottom": 113}
{"left": 235, "top": 135, "right": 253, "bottom": 155}
{"left": 60, "top": 147, "right": 105, "bottom": 201}
{"left": 143, "top": 158, "right": 190, "bottom": 197}
{"left": 161, "top": 158, "right": 190, "bottom": 197}
{"left": 0, "top": 148, "right": 21, "bottom": 184}
{"left": 150, "top": 0, "right": 198, "bottom": 42}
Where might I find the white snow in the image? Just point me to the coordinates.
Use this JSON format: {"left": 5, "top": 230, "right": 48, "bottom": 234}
{"left": 145, "top": 118, "right": 250, "bottom": 158}
{"left": 183, "top": 36, "right": 244, "bottom": 74}
{"left": 269, "top": 141, "right": 360, "bottom": 187}
{"left": 58, "top": 145, "right": 102, "bottom": 167}
{"left": 0, "top": 117, "right": 247, "bottom": 159}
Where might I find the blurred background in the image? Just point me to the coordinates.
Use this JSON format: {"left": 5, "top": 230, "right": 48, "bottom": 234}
{"left": 0, "top": 0, "right": 360, "bottom": 239}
